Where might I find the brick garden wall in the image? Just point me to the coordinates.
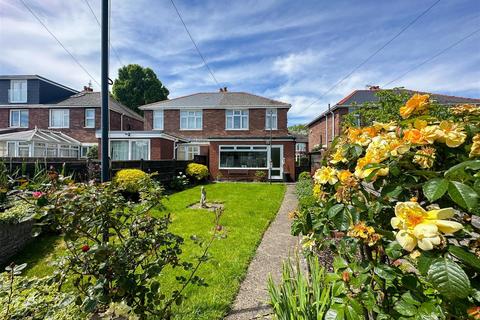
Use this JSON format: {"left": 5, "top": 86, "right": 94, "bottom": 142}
{"left": 0, "top": 221, "right": 33, "bottom": 266}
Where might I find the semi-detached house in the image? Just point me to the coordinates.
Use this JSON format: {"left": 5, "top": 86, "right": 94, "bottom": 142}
{"left": 99, "top": 91, "right": 297, "bottom": 181}
{"left": 0, "top": 75, "right": 143, "bottom": 158}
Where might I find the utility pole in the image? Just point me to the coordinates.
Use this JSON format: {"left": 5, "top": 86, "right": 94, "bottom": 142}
{"left": 101, "top": 0, "right": 110, "bottom": 182}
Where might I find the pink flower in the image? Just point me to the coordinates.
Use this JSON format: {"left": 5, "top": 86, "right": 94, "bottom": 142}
{"left": 32, "top": 191, "right": 44, "bottom": 199}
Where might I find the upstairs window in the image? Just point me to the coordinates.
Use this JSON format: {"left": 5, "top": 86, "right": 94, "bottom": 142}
{"left": 180, "top": 110, "right": 202, "bottom": 130}
{"left": 153, "top": 110, "right": 164, "bottom": 130}
{"left": 10, "top": 110, "right": 29, "bottom": 128}
{"left": 9, "top": 80, "right": 28, "bottom": 103}
{"left": 85, "top": 109, "right": 95, "bottom": 128}
{"left": 265, "top": 108, "right": 277, "bottom": 130}
{"left": 50, "top": 109, "right": 70, "bottom": 128}
{"left": 226, "top": 109, "right": 248, "bottom": 130}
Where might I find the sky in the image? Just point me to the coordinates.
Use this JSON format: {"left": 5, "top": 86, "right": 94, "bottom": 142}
{"left": 0, "top": 0, "right": 479, "bottom": 125}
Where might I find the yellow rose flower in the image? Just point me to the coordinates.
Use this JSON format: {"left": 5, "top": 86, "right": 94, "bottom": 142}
{"left": 420, "top": 125, "right": 442, "bottom": 144}
{"left": 337, "top": 170, "right": 353, "bottom": 184}
{"left": 451, "top": 104, "right": 480, "bottom": 115}
{"left": 347, "top": 221, "right": 382, "bottom": 246}
{"left": 403, "top": 129, "right": 428, "bottom": 145}
{"left": 400, "top": 94, "right": 430, "bottom": 119}
{"left": 312, "top": 183, "right": 326, "bottom": 199}
{"left": 469, "top": 134, "right": 480, "bottom": 158}
{"left": 314, "top": 166, "right": 338, "bottom": 185}
{"left": 330, "top": 145, "right": 348, "bottom": 164}
{"left": 437, "top": 121, "right": 467, "bottom": 148}
{"left": 413, "top": 146, "right": 436, "bottom": 169}
{"left": 391, "top": 201, "right": 463, "bottom": 252}
{"left": 373, "top": 121, "right": 397, "bottom": 132}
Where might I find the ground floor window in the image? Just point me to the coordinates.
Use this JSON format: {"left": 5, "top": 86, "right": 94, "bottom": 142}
{"left": 80, "top": 144, "right": 98, "bottom": 158}
{"left": 177, "top": 145, "right": 200, "bottom": 160}
{"left": 4, "top": 141, "right": 79, "bottom": 158}
{"left": 110, "top": 139, "right": 149, "bottom": 160}
{"left": 219, "top": 145, "right": 268, "bottom": 169}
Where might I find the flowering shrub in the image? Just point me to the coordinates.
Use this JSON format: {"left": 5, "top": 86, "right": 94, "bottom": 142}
{"left": 170, "top": 171, "right": 190, "bottom": 190}
{"left": 288, "top": 94, "right": 480, "bottom": 318}
{"left": 186, "top": 163, "right": 209, "bottom": 181}
{"left": 114, "top": 168, "right": 149, "bottom": 193}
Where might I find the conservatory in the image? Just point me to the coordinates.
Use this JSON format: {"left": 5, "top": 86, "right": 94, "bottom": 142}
{"left": 0, "top": 128, "right": 81, "bottom": 158}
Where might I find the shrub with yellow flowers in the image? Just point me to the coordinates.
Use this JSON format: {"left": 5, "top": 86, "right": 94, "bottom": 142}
{"left": 290, "top": 91, "right": 480, "bottom": 319}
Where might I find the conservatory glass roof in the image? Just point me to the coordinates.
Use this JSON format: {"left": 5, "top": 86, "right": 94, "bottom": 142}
{"left": 0, "top": 128, "right": 80, "bottom": 146}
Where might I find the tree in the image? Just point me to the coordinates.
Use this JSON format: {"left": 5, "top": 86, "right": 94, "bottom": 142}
{"left": 112, "top": 64, "right": 169, "bottom": 114}
{"left": 288, "top": 123, "right": 308, "bottom": 135}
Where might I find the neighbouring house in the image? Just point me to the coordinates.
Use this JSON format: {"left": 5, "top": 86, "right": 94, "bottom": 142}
{"left": 0, "top": 75, "right": 144, "bottom": 158}
{"left": 98, "top": 89, "right": 297, "bottom": 181}
{"left": 291, "top": 133, "right": 308, "bottom": 164}
{"left": 307, "top": 87, "right": 480, "bottom": 151}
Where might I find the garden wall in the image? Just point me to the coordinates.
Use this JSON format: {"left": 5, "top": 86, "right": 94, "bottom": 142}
{"left": 0, "top": 220, "right": 33, "bottom": 266}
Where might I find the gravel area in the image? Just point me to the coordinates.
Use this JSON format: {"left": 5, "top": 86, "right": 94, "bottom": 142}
{"left": 225, "top": 184, "right": 299, "bottom": 320}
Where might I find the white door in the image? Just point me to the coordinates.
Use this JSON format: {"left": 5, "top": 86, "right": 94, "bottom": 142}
{"left": 269, "top": 145, "right": 283, "bottom": 180}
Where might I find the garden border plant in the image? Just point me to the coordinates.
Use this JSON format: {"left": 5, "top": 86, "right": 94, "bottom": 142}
{"left": 281, "top": 92, "right": 480, "bottom": 319}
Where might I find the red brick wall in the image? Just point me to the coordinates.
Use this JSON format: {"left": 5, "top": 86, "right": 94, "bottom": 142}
{"left": 143, "top": 108, "right": 289, "bottom": 138}
{"left": 150, "top": 138, "right": 174, "bottom": 160}
{"left": 0, "top": 107, "right": 143, "bottom": 143}
{"left": 208, "top": 140, "right": 296, "bottom": 181}
{"left": 308, "top": 108, "right": 347, "bottom": 151}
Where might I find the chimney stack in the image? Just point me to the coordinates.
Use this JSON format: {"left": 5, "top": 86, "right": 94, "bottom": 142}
{"left": 368, "top": 85, "right": 380, "bottom": 91}
{"left": 224, "top": 87, "right": 227, "bottom": 92}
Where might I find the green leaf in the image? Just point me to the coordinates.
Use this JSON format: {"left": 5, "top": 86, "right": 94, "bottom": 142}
{"left": 423, "top": 178, "right": 449, "bottom": 202}
{"left": 445, "top": 160, "right": 480, "bottom": 179}
{"left": 394, "top": 299, "right": 417, "bottom": 317}
{"left": 385, "top": 242, "right": 403, "bottom": 260}
{"left": 328, "top": 204, "right": 345, "bottom": 218}
{"left": 333, "top": 256, "right": 348, "bottom": 270}
{"left": 448, "top": 181, "right": 479, "bottom": 210}
{"left": 374, "top": 265, "right": 396, "bottom": 280}
{"left": 333, "top": 208, "right": 351, "bottom": 231}
{"left": 448, "top": 246, "right": 480, "bottom": 272}
{"left": 427, "top": 258, "right": 471, "bottom": 299}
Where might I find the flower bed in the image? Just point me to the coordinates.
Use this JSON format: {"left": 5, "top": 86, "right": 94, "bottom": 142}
{"left": 279, "top": 94, "right": 480, "bottom": 318}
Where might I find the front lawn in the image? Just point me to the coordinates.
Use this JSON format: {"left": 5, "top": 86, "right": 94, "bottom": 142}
{"left": 10, "top": 182, "right": 286, "bottom": 319}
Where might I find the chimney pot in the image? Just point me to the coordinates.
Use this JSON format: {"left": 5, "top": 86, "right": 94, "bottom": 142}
{"left": 219, "top": 88, "right": 223, "bottom": 92}
{"left": 224, "top": 87, "right": 227, "bottom": 92}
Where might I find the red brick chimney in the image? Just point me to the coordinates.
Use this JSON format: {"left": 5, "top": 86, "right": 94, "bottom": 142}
{"left": 368, "top": 85, "right": 380, "bottom": 91}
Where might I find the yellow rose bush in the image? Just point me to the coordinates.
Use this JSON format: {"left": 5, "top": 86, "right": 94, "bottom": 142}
{"left": 290, "top": 92, "right": 480, "bottom": 318}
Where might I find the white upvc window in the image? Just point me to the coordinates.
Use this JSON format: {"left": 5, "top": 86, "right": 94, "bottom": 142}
{"left": 49, "top": 109, "right": 70, "bottom": 128}
{"left": 9, "top": 80, "right": 28, "bottom": 103}
{"left": 153, "top": 110, "right": 164, "bottom": 130}
{"left": 85, "top": 108, "right": 95, "bottom": 128}
{"left": 180, "top": 110, "right": 202, "bottom": 130}
{"left": 296, "top": 143, "right": 307, "bottom": 152}
{"left": 226, "top": 109, "right": 248, "bottom": 130}
{"left": 6, "top": 141, "right": 31, "bottom": 157}
{"left": 110, "top": 139, "right": 150, "bottom": 160}
{"left": 177, "top": 145, "right": 200, "bottom": 160}
{"left": 265, "top": 108, "right": 278, "bottom": 130}
{"left": 219, "top": 145, "right": 268, "bottom": 169}
{"left": 9, "top": 109, "right": 29, "bottom": 128}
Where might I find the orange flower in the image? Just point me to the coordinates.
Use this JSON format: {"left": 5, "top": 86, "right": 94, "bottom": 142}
{"left": 400, "top": 94, "right": 430, "bottom": 119}
{"left": 403, "top": 129, "right": 427, "bottom": 145}
{"left": 470, "top": 134, "right": 480, "bottom": 158}
{"left": 468, "top": 306, "right": 480, "bottom": 319}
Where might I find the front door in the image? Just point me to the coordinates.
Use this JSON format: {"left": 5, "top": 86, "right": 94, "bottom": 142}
{"left": 269, "top": 145, "right": 283, "bottom": 180}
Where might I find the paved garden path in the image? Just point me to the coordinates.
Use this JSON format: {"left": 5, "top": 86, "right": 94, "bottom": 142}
{"left": 225, "top": 183, "right": 299, "bottom": 320}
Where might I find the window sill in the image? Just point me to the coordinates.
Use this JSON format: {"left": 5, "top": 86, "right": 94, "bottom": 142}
{"left": 83, "top": 127, "right": 95, "bottom": 129}
{"left": 225, "top": 128, "right": 249, "bottom": 131}
{"left": 9, "top": 126, "right": 28, "bottom": 129}
{"left": 179, "top": 128, "right": 203, "bottom": 131}
{"left": 48, "top": 127, "right": 70, "bottom": 129}
{"left": 219, "top": 167, "right": 268, "bottom": 170}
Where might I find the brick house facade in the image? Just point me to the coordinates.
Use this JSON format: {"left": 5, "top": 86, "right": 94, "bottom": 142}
{"left": 133, "top": 91, "right": 297, "bottom": 181}
{"left": 0, "top": 75, "right": 144, "bottom": 158}
{"left": 308, "top": 88, "right": 480, "bottom": 151}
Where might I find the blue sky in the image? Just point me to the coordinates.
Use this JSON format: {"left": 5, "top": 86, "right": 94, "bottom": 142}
{"left": 1, "top": 0, "right": 479, "bottom": 124}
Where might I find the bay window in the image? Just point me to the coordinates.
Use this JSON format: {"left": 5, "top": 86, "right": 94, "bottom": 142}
{"left": 219, "top": 145, "right": 268, "bottom": 169}
{"left": 10, "top": 109, "right": 29, "bottom": 128}
{"left": 50, "top": 109, "right": 70, "bottom": 128}
{"left": 180, "top": 110, "right": 202, "bottom": 130}
{"left": 226, "top": 110, "right": 248, "bottom": 130}
{"left": 85, "top": 109, "right": 95, "bottom": 128}
{"left": 265, "top": 108, "right": 277, "bottom": 130}
{"left": 153, "top": 110, "right": 164, "bottom": 130}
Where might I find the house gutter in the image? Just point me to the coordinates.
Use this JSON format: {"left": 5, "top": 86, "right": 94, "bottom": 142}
{"left": 329, "top": 104, "right": 335, "bottom": 143}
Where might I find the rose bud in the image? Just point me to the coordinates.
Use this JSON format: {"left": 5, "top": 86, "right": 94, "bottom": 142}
{"left": 81, "top": 245, "right": 90, "bottom": 252}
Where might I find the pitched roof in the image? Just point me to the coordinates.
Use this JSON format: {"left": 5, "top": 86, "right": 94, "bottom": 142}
{"left": 336, "top": 89, "right": 480, "bottom": 107}
{"left": 308, "top": 88, "right": 480, "bottom": 126}
{"left": 55, "top": 91, "right": 144, "bottom": 122}
{"left": 0, "top": 128, "right": 80, "bottom": 145}
{"left": 139, "top": 92, "right": 291, "bottom": 109}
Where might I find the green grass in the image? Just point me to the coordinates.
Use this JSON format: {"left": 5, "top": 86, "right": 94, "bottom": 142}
{"left": 154, "top": 182, "right": 286, "bottom": 319}
{"left": 7, "top": 182, "right": 286, "bottom": 320}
